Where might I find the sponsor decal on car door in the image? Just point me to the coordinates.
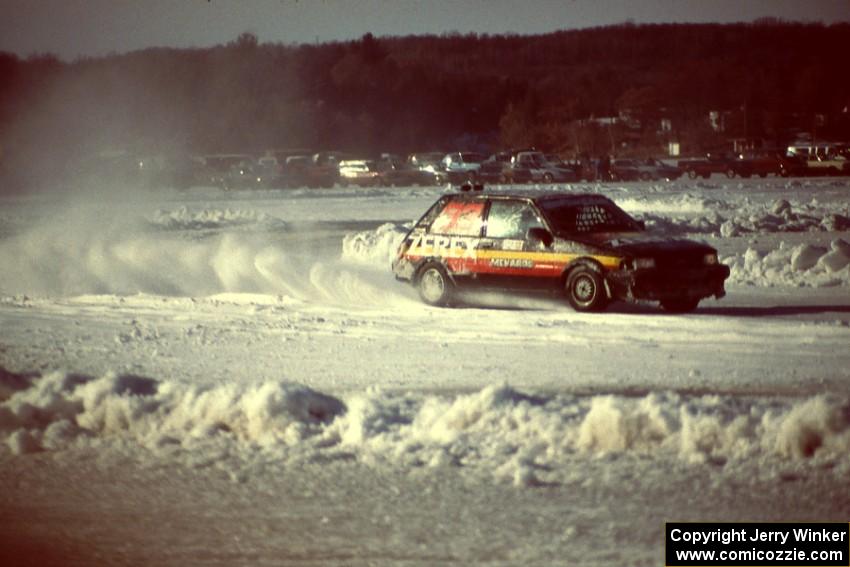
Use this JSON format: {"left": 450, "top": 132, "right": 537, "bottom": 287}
{"left": 405, "top": 199, "right": 484, "bottom": 274}
{"left": 476, "top": 200, "right": 561, "bottom": 287}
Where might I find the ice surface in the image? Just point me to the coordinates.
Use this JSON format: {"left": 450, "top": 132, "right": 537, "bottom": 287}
{"left": 1, "top": 178, "right": 849, "bottom": 564}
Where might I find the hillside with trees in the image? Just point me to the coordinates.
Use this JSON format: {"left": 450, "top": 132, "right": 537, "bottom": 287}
{"left": 1, "top": 21, "right": 849, "bottom": 189}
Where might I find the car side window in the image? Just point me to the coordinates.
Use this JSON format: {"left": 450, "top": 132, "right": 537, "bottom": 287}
{"left": 485, "top": 200, "right": 545, "bottom": 239}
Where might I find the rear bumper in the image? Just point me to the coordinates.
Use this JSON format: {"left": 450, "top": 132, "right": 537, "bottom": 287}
{"left": 607, "top": 265, "right": 730, "bottom": 302}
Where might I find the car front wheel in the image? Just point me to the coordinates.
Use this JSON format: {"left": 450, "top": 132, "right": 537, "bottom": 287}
{"left": 416, "top": 264, "right": 454, "bottom": 306}
{"left": 565, "top": 267, "right": 609, "bottom": 312}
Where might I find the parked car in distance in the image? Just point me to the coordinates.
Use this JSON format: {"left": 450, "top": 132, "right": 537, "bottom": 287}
{"left": 643, "top": 157, "right": 683, "bottom": 180}
{"left": 510, "top": 151, "right": 578, "bottom": 183}
{"left": 339, "top": 159, "right": 381, "bottom": 186}
{"left": 282, "top": 154, "right": 339, "bottom": 188}
{"left": 376, "top": 159, "right": 439, "bottom": 186}
{"left": 392, "top": 191, "right": 729, "bottom": 312}
{"left": 677, "top": 153, "right": 737, "bottom": 179}
{"left": 221, "top": 158, "right": 275, "bottom": 190}
{"left": 786, "top": 144, "right": 849, "bottom": 176}
{"left": 437, "top": 152, "right": 486, "bottom": 184}
{"left": 407, "top": 152, "right": 446, "bottom": 173}
{"left": 610, "top": 158, "right": 682, "bottom": 181}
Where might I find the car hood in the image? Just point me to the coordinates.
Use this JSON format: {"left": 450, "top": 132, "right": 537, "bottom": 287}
{"left": 557, "top": 231, "right": 716, "bottom": 257}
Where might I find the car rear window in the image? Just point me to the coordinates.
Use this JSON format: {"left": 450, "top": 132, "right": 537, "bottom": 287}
{"left": 539, "top": 200, "right": 639, "bottom": 233}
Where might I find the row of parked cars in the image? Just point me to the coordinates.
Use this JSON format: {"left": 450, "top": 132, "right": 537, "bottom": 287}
{"left": 130, "top": 143, "right": 848, "bottom": 191}
{"left": 677, "top": 145, "right": 850, "bottom": 179}
{"left": 210, "top": 149, "right": 585, "bottom": 190}
{"left": 211, "top": 149, "right": 684, "bottom": 190}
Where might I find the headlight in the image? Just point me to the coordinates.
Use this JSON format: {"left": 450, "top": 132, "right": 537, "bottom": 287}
{"left": 633, "top": 257, "right": 656, "bottom": 270}
{"left": 703, "top": 253, "right": 718, "bottom": 265}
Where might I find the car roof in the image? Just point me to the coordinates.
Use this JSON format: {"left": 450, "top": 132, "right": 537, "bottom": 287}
{"left": 447, "top": 190, "right": 615, "bottom": 206}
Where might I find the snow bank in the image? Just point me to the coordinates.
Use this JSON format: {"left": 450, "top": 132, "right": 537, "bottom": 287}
{"left": 617, "top": 193, "right": 729, "bottom": 215}
{"left": 8, "top": 372, "right": 845, "bottom": 484}
{"left": 717, "top": 200, "right": 850, "bottom": 237}
{"left": 1, "top": 371, "right": 344, "bottom": 454}
{"left": 725, "top": 238, "right": 850, "bottom": 287}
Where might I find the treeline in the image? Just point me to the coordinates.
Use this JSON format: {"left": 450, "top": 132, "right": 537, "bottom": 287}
{"left": 1, "top": 21, "right": 849, "bottom": 188}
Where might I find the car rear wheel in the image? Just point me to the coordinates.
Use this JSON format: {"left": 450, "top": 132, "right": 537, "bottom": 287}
{"left": 416, "top": 264, "right": 453, "bottom": 306}
{"left": 565, "top": 267, "right": 609, "bottom": 312}
{"left": 725, "top": 168, "right": 736, "bottom": 178}
{"left": 687, "top": 169, "right": 698, "bottom": 179}
{"left": 660, "top": 298, "right": 700, "bottom": 313}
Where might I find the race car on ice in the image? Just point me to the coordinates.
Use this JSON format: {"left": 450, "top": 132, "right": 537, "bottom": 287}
{"left": 392, "top": 190, "right": 730, "bottom": 312}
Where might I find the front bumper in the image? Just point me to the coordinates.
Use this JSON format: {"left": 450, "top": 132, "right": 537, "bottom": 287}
{"left": 607, "top": 265, "right": 731, "bottom": 302}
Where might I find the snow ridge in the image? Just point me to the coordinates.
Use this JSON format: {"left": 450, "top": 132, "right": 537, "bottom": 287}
{"left": 4, "top": 372, "right": 849, "bottom": 485}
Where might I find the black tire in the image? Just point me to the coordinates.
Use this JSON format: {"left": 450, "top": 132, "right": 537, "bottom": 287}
{"left": 687, "top": 169, "right": 698, "bottom": 180}
{"left": 640, "top": 171, "right": 652, "bottom": 181}
{"left": 565, "top": 266, "right": 609, "bottom": 312}
{"left": 416, "top": 264, "right": 454, "bottom": 307}
{"left": 660, "top": 298, "right": 700, "bottom": 313}
{"left": 542, "top": 172, "right": 554, "bottom": 183}
{"left": 725, "top": 168, "right": 736, "bottom": 179}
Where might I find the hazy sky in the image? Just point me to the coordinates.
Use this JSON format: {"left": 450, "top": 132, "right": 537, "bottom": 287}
{"left": 2, "top": 0, "right": 849, "bottom": 59}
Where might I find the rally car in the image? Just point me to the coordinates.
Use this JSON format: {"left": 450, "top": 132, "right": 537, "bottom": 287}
{"left": 392, "top": 190, "right": 730, "bottom": 312}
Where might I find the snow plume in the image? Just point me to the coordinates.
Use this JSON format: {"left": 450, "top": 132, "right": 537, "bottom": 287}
{"left": 0, "top": 214, "right": 293, "bottom": 296}
{"left": 341, "top": 222, "right": 409, "bottom": 268}
{"left": 147, "top": 206, "right": 287, "bottom": 231}
{"left": 0, "top": 204, "right": 393, "bottom": 301}
{"left": 3, "top": 373, "right": 850, "bottom": 482}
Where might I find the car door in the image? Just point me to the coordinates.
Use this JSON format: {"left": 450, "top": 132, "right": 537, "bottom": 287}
{"left": 421, "top": 197, "right": 485, "bottom": 277}
{"left": 476, "top": 199, "right": 557, "bottom": 290}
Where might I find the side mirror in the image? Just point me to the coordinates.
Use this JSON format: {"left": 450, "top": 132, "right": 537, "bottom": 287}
{"left": 527, "top": 227, "right": 554, "bottom": 248}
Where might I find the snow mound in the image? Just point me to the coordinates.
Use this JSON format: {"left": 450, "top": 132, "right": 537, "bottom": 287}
{"left": 341, "top": 222, "right": 408, "bottom": 268}
{"left": 148, "top": 206, "right": 287, "bottom": 231}
{"left": 725, "top": 239, "right": 850, "bottom": 287}
{"left": 616, "top": 194, "right": 729, "bottom": 215}
{"left": 1, "top": 371, "right": 344, "bottom": 454}
{"left": 4, "top": 374, "right": 849, "bottom": 482}
{"left": 629, "top": 198, "right": 849, "bottom": 237}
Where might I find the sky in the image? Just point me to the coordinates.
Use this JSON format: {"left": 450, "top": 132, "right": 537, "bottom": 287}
{"left": 1, "top": 0, "right": 849, "bottom": 60}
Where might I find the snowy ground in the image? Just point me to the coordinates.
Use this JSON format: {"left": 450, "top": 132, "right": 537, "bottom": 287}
{"left": 1, "top": 177, "right": 849, "bottom": 566}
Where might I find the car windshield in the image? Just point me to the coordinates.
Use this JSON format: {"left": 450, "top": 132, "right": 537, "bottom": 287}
{"left": 538, "top": 199, "right": 641, "bottom": 233}
{"left": 460, "top": 153, "right": 485, "bottom": 163}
